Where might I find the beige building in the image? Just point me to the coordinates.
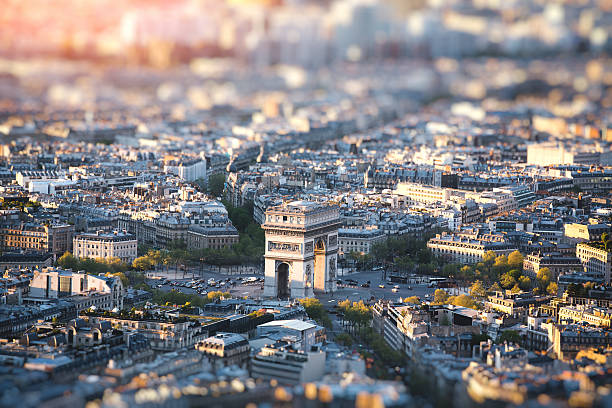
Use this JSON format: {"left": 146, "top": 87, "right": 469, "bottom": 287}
{"left": 196, "top": 332, "right": 250, "bottom": 367}
{"left": 0, "top": 223, "right": 74, "bottom": 255}
{"left": 29, "top": 267, "right": 125, "bottom": 310}
{"left": 186, "top": 225, "right": 239, "bottom": 250}
{"left": 564, "top": 223, "right": 610, "bottom": 244}
{"left": 576, "top": 242, "right": 611, "bottom": 285}
{"left": 338, "top": 227, "right": 386, "bottom": 256}
{"left": 522, "top": 253, "right": 583, "bottom": 279}
{"left": 395, "top": 182, "right": 450, "bottom": 205}
{"left": 82, "top": 313, "right": 205, "bottom": 351}
{"left": 427, "top": 233, "right": 516, "bottom": 264}
{"left": 558, "top": 305, "right": 611, "bottom": 328}
{"left": 73, "top": 230, "right": 137, "bottom": 263}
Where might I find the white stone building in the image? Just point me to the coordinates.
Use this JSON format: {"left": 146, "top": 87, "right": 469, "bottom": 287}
{"left": 73, "top": 230, "right": 137, "bottom": 263}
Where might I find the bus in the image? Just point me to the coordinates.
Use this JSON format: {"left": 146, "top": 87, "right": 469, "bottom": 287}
{"left": 428, "top": 277, "right": 447, "bottom": 287}
{"left": 389, "top": 275, "right": 408, "bottom": 284}
{"left": 428, "top": 277, "right": 456, "bottom": 288}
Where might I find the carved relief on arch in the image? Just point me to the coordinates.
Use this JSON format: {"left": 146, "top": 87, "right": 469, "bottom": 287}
{"left": 314, "top": 236, "right": 327, "bottom": 251}
{"left": 328, "top": 256, "right": 336, "bottom": 279}
{"left": 305, "top": 264, "right": 312, "bottom": 287}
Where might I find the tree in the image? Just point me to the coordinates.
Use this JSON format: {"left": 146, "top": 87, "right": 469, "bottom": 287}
{"left": 500, "top": 272, "right": 516, "bottom": 289}
{"left": 57, "top": 251, "right": 79, "bottom": 270}
{"left": 507, "top": 251, "right": 524, "bottom": 269}
{"left": 518, "top": 276, "right": 531, "bottom": 291}
{"left": 510, "top": 284, "right": 521, "bottom": 294}
{"left": 441, "top": 263, "right": 458, "bottom": 277}
{"left": 335, "top": 333, "right": 353, "bottom": 347}
{"left": 133, "top": 256, "right": 154, "bottom": 271}
{"left": 483, "top": 250, "right": 496, "bottom": 265}
{"left": 112, "top": 272, "right": 129, "bottom": 287}
{"left": 448, "top": 294, "right": 478, "bottom": 309}
{"left": 497, "top": 330, "right": 521, "bottom": 345}
{"left": 489, "top": 282, "right": 503, "bottom": 293}
{"left": 434, "top": 289, "right": 449, "bottom": 304}
{"left": 207, "top": 173, "right": 226, "bottom": 197}
{"left": 537, "top": 267, "right": 552, "bottom": 287}
{"left": 547, "top": 282, "right": 558, "bottom": 295}
{"left": 301, "top": 298, "right": 332, "bottom": 328}
{"left": 404, "top": 296, "right": 420, "bottom": 304}
{"left": 469, "top": 280, "right": 486, "bottom": 298}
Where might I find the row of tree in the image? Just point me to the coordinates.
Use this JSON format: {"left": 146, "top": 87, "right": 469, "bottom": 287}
{"left": 300, "top": 298, "right": 332, "bottom": 328}
{"left": 151, "top": 289, "right": 231, "bottom": 308}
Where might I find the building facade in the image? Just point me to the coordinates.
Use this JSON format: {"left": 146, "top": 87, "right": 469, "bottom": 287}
{"left": 73, "top": 230, "right": 137, "bottom": 263}
{"left": 186, "top": 225, "right": 239, "bottom": 250}
{"left": 0, "top": 223, "right": 74, "bottom": 255}
{"left": 29, "top": 268, "right": 125, "bottom": 310}
{"left": 337, "top": 227, "right": 386, "bottom": 256}
{"left": 522, "top": 253, "right": 583, "bottom": 280}
{"left": 427, "top": 233, "right": 516, "bottom": 264}
{"left": 576, "top": 243, "right": 611, "bottom": 285}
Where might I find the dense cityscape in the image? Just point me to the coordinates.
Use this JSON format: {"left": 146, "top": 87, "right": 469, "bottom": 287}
{"left": 0, "top": 0, "right": 611, "bottom": 407}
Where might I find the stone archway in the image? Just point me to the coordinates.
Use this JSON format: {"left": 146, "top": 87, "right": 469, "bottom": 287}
{"left": 314, "top": 238, "right": 326, "bottom": 291}
{"left": 276, "top": 262, "right": 290, "bottom": 299}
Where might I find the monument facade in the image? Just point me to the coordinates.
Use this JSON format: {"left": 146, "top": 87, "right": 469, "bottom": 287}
{"left": 262, "top": 201, "right": 340, "bottom": 298}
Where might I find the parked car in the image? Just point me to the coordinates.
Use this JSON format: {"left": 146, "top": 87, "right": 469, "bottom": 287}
{"left": 378, "top": 284, "right": 385, "bottom": 289}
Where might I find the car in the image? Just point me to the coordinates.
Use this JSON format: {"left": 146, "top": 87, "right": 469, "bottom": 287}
{"left": 393, "top": 285, "right": 400, "bottom": 289}
{"left": 156, "top": 284, "right": 163, "bottom": 288}
{"left": 378, "top": 284, "right": 385, "bottom": 289}
{"left": 361, "top": 283, "right": 370, "bottom": 288}
{"left": 391, "top": 288, "right": 399, "bottom": 293}
{"left": 407, "top": 286, "right": 413, "bottom": 290}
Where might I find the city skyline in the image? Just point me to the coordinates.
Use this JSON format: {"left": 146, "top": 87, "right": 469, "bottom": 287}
{"left": 0, "top": 1, "right": 611, "bottom": 407}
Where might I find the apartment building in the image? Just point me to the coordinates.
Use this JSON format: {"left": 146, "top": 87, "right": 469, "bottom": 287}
{"left": 73, "top": 230, "right": 137, "bottom": 263}
{"left": 196, "top": 332, "right": 250, "bottom": 368}
{"left": 0, "top": 223, "right": 74, "bottom": 255}
{"left": 576, "top": 242, "right": 611, "bottom": 285}
{"left": 395, "top": 182, "right": 450, "bottom": 205}
{"left": 29, "top": 267, "right": 125, "bottom": 310}
{"left": 549, "top": 324, "right": 612, "bottom": 361}
{"left": 337, "top": 227, "right": 386, "bottom": 256}
{"left": 250, "top": 343, "right": 325, "bottom": 385}
{"left": 186, "top": 225, "right": 239, "bottom": 250}
{"left": 558, "top": 305, "right": 611, "bottom": 328}
{"left": 427, "top": 233, "right": 516, "bottom": 264}
{"left": 564, "top": 223, "right": 610, "bottom": 243}
{"left": 522, "top": 253, "right": 583, "bottom": 279}
{"left": 82, "top": 313, "right": 206, "bottom": 351}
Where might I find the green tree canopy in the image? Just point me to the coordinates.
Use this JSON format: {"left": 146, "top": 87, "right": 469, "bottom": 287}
{"left": 497, "top": 330, "right": 521, "bottom": 345}
{"left": 448, "top": 294, "right": 478, "bottom": 309}
{"left": 434, "top": 289, "right": 449, "bottom": 304}
{"left": 207, "top": 173, "right": 226, "bottom": 197}
{"left": 470, "top": 280, "right": 486, "bottom": 298}
{"left": 507, "top": 250, "right": 524, "bottom": 269}
{"left": 489, "top": 282, "right": 503, "bottom": 293}
{"left": 518, "top": 275, "right": 531, "bottom": 291}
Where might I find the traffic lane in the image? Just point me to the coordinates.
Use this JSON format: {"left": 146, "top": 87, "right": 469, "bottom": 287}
{"left": 321, "top": 283, "right": 436, "bottom": 304}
